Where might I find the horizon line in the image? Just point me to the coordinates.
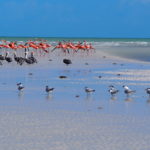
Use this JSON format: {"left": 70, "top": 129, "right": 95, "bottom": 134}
{"left": 0, "top": 36, "right": 150, "bottom": 39}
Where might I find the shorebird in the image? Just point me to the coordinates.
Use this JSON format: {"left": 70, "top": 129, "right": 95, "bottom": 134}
{"left": 0, "top": 54, "right": 5, "bottom": 61}
{"left": 28, "top": 52, "right": 37, "bottom": 63}
{"left": 145, "top": 88, "right": 150, "bottom": 96}
{"left": 24, "top": 51, "right": 34, "bottom": 64}
{"left": 85, "top": 87, "right": 95, "bottom": 94}
{"left": 122, "top": 85, "right": 135, "bottom": 95}
{"left": 14, "top": 52, "right": 24, "bottom": 65}
{"left": 5, "top": 52, "right": 13, "bottom": 63}
{"left": 17, "top": 83, "right": 25, "bottom": 91}
{"left": 63, "top": 59, "right": 72, "bottom": 65}
{"left": 108, "top": 85, "right": 119, "bottom": 95}
{"left": 45, "top": 86, "right": 54, "bottom": 93}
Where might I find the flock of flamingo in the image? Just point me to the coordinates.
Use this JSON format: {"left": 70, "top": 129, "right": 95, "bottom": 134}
{"left": 0, "top": 40, "right": 95, "bottom": 54}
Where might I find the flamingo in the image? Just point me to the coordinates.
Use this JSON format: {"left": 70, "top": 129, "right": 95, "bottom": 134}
{"left": 9, "top": 42, "right": 17, "bottom": 50}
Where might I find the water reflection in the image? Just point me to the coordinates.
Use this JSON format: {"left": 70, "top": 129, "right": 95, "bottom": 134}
{"left": 85, "top": 94, "right": 95, "bottom": 101}
{"left": 18, "top": 91, "right": 24, "bottom": 100}
{"left": 146, "top": 98, "right": 150, "bottom": 104}
{"left": 45, "top": 93, "right": 53, "bottom": 101}
{"left": 110, "top": 95, "right": 117, "bottom": 101}
{"left": 124, "top": 96, "right": 133, "bottom": 102}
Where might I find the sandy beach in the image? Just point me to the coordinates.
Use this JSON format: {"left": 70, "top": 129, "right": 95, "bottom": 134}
{"left": 0, "top": 48, "right": 150, "bottom": 150}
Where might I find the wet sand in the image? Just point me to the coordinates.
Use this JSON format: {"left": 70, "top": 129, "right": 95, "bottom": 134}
{"left": 0, "top": 50, "right": 150, "bottom": 149}
{"left": 0, "top": 109, "right": 150, "bottom": 150}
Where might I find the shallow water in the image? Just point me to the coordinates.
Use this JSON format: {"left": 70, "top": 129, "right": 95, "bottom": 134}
{"left": 98, "top": 46, "right": 150, "bottom": 62}
{"left": 0, "top": 37, "right": 150, "bottom": 115}
{"left": 0, "top": 59, "right": 150, "bottom": 117}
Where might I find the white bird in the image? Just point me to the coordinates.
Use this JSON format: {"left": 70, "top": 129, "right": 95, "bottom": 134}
{"left": 17, "top": 83, "right": 24, "bottom": 91}
{"left": 145, "top": 88, "right": 150, "bottom": 96}
{"left": 85, "top": 87, "right": 95, "bottom": 94}
{"left": 122, "top": 85, "right": 135, "bottom": 95}
{"left": 108, "top": 85, "right": 119, "bottom": 95}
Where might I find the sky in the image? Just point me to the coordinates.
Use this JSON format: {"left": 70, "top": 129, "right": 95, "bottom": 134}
{"left": 0, "top": 0, "right": 150, "bottom": 38}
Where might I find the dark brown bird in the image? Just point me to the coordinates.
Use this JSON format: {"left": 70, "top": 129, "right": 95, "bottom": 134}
{"left": 63, "top": 59, "right": 72, "bottom": 65}
{"left": 5, "top": 52, "right": 13, "bottom": 63}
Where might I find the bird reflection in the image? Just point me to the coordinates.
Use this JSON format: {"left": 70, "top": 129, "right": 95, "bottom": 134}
{"left": 146, "top": 98, "right": 150, "bottom": 104}
{"left": 18, "top": 91, "right": 24, "bottom": 100}
{"left": 85, "top": 94, "right": 95, "bottom": 101}
{"left": 124, "top": 96, "right": 133, "bottom": 102}
{"left": 110, "top": 95, "right": 117, "bottom": 101}
{"left": 45, "top": 93, "right": 53, "bottom": 101}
